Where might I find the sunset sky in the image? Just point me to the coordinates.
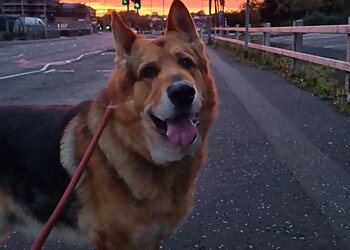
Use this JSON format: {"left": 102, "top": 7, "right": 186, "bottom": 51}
{"left": 62, "top": 0, "right": 244, "bottom": 16}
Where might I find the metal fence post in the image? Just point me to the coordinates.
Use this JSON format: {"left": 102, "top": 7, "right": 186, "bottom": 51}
{"left": 346, "top": 17, "right": 350, "bottom": 103}
{"left": 263, "top": 22, "right": 271, "bottom": 46}
{"left": 248, "top": 24, "right": 251, "bottom": 43}
{"left": 244, "top": 0, "right": 250, "bottom": 58}
{"left": 207, "top": 16, "right": 213, "bottom": 45}
{"left": 219, "top": 25, "right": 223, "bottom": 37}
{"left": 235, "top": 24, "right": 239, "bottom": 40}
{"left": 292, "top": 19, "right": 303, "bottom": 71}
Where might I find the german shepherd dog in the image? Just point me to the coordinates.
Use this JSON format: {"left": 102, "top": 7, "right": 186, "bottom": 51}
{"left": 0, "top": 0, "right": 217, "bottom": 249}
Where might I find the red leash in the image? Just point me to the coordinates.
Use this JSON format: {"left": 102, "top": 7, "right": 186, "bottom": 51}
{"left": 30, "top": 101, "right": 115, "bottom": 250}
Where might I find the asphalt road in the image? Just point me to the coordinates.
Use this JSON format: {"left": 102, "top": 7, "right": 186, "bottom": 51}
{"left": 0, "top": 34, "right": 350, "bottom": 250}
{"left": 269, "top": 33, "right": 347, "bottom": 63}
{"left": 271, "top": 34, "right": 347, "bottom": 52}
{"left": 0, "top": 32, "right": 114, "bottom": 78}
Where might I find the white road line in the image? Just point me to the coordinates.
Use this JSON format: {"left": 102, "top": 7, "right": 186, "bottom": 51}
{"left": 43, "top": 69, "right": 56, "bottom": 74}
{"left": 324, "top": 45, "right": 339, "bottom": 49}
{"left": 0, "top": 70, "right": 43, "bottom": 79}
{"left": 0, "top": 50, "right": 102, "bottom": 80}
{"left": 56, "top": 69, "right": 75, "bottom": 73}
{"left": 13, "top": 53, "right": 24, "bottom": 58}
{"left": 96, "top": 69, "right": 113, "bottom": 72}
{"left": 101, "top": 52, "right": 116, "bottom": 55}
{"left": 44, "top": 69, "right": 75, "bottom": 73}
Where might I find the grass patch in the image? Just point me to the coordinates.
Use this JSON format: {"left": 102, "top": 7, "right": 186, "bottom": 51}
{"left": 213, "top": 40, "right": 350, "bottom": 116}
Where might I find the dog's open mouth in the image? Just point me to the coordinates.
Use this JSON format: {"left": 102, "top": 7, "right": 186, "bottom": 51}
{"left": 150, "top": 112, "right": 199, "bottom": 146}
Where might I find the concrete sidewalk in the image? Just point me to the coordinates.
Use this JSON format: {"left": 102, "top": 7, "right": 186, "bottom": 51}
{"left": 205, "top": 47, "right": 350, "bottom": 249}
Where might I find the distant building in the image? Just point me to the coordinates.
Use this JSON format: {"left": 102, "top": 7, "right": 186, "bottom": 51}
{"left": 1, "top": 0, "right": 58, "bottom": 20}
{"left": 54, "top": 3, "right": 97, "bottom": 36}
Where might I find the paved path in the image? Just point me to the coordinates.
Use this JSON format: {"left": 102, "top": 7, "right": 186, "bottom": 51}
{"left": 0, "top": 45, "right": 349, "bottom": 250}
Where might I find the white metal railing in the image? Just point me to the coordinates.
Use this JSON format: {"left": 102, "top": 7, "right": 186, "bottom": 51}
{"left": 212, "top": 18, "right": 350, "bottom": 103}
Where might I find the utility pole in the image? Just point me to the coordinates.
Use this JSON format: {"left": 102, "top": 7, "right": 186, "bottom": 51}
{"left": 44, "top": 0, "right": 47, "bottom": 38}
{"left": 244, "top": 0, "right": 250, "bottom": 59}
{"left": 207, "top": 0, "right": 212, "bottom": 45}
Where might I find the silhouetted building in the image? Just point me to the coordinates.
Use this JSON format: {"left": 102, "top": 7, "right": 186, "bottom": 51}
{"left": 1, "top": 0, "right": 58, "bottom": 20}
{"left": 54, "top": 3, "right": 97, "bottom": 36}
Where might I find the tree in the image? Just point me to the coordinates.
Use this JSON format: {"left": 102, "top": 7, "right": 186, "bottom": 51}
{"left": 259, "top": 0, "right": 349, "bottom": 25}
{"left": 259, "top": 0, "right": 279, "bottom": 24}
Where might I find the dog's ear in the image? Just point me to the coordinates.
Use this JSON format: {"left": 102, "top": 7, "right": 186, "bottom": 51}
{"left": 111, "top": 11, "right": 137, "bottom": 55}
{"left": 167, "top": 0, "right": 199, "bottom": 43}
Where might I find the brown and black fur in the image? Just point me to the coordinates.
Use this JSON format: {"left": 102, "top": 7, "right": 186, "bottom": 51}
{"left": 0, "top": 1, "right": 218, "bottom": 249}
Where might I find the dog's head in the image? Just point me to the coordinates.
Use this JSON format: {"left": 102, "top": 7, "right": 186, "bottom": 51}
{"left": 108, "top": 0, "right": 217, "bottom": 165}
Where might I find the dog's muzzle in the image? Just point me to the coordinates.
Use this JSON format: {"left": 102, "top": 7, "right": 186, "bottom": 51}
{"left": 149, "top": 82, "right": 200, "bottom": 146}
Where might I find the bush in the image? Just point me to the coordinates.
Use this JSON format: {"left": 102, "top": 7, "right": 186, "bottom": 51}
{"left": 292, "top": 65, "right": 340, "bottom": 100}
{"left": 1, "top": 32, "right": 13, "bottom": 41}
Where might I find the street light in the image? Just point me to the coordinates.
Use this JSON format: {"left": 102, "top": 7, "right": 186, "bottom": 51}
{"left": 134, "top": 0, "right": 141, "bottom": 9}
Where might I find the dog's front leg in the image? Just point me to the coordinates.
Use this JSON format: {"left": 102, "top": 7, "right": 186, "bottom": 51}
{"left": 95, "top": 242, "right": 160, "bottom": 250}
{"left": 94, "top": 233, "right": 128, "bottom": 250}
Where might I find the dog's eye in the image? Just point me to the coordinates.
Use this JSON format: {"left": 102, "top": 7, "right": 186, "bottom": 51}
{"left": 179, "top": 58, "right": 195, "bottom": 70}
{"left": 140, "top": 66, "right": 159, "bottom": 79}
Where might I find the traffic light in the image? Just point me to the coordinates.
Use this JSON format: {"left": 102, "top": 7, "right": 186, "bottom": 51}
{"left": 134, "top": 0, "right": 140, "bottom": 9}
{"left": 122, "top": 0, "right": 128, "bottom": 5}
{"left": 105, "top": 25, "right": 111, "bottom": 31}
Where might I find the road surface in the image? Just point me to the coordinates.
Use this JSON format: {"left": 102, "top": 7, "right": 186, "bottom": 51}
{"left": 0, "top": 32, "right": 114, "bottom": 78}
{"left": 0, "top": 33, "right": 349, "bottom": 250}
{"left": 271, "top": 34, "right": 347, "bottom": 51}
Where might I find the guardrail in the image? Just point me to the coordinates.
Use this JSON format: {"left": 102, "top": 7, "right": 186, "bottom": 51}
{"left": 212, "top": 18, "right": 350, "bottom": 103}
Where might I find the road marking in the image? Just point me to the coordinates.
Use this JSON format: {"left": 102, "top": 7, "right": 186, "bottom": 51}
{"left": 0, "top": 69, "right": 43, "bottom": 79}
{"left": 13, "top": 53, "right": 24, "bottom": 58}
{"left": 0, "top": 50, "right": 102, "bottom": 80}
{"left": 44, "top": 69, "right": 75, "bottom": 73}
{"left": 324, "top": 45, "right": 339, "bottom": 48}
{"left": 56, "top": 69, "right": 75, "bottom": 73}
{"left": 101, "top": 52, "right": 116, "bottom": 55}
{"left": 96, "top": 69, "right": 113, "bottom": 72}
{"left": 43, "top": 69, "right": 56, "bottom": 74}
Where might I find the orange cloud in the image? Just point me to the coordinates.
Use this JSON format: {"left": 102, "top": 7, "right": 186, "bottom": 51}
{"left": 61, "top": 0, "right": 244, "bottom": 16}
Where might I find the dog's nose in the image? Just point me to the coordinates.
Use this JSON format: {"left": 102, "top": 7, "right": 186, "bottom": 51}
{"left": 167, "top": 83, "right": 195, "bottom": 107}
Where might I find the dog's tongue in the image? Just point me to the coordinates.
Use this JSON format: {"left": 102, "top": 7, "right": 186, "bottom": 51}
{"left": 166, "top": 116, "right": 197, "bottom": 146}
